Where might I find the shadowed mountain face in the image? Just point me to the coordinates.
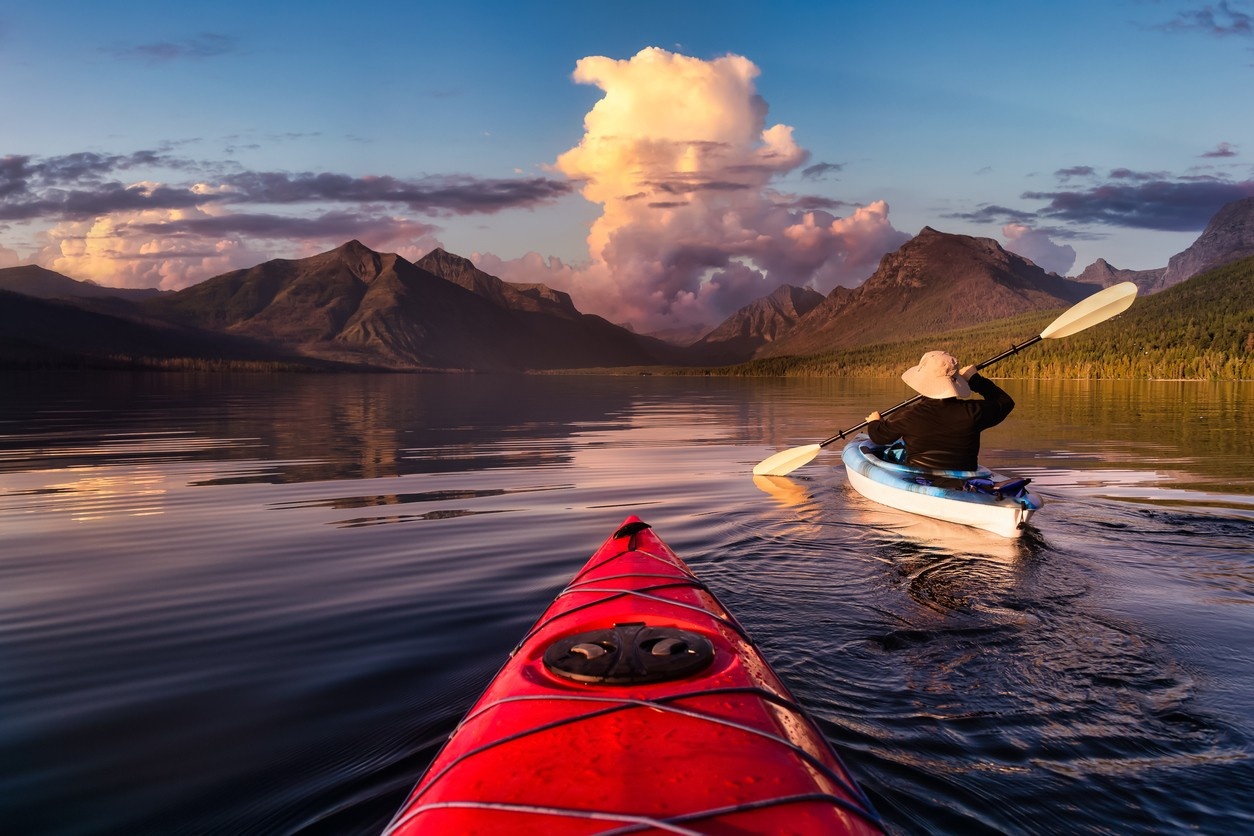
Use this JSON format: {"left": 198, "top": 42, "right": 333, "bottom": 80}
{"left": 1161, "top": 196, "right": 1254, "bottom": 289}
{"left": 687, "top": 284, "right": 826, "bottom": 363}
{"left": 142, "top": 241, "right": 668, "bottom": 370}
{"left": 0, "top": 265, "right": 168, "bottom": 301}
{"left": 0, "top": 289, "right": 302, "bottom": 369}
{"left": 414, "top": 248, "right": 579, "bottom": 317}
{"left": 756, "top": 227, "right": 1104, "bottom": 358}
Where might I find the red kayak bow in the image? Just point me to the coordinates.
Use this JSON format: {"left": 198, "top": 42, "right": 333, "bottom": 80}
{"left": 383, "top": 516, "right": 883, "bottom": 834}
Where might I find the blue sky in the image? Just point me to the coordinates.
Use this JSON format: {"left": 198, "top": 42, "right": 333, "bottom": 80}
{"left": 2, "top": 1, "right": 1252, "bottom": 330}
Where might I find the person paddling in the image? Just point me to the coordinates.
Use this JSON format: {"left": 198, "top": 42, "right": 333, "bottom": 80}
{"left": 865, "top": 350, "right": 1014, "bottom": 471}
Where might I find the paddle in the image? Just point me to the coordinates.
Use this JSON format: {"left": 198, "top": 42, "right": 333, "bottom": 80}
{"left": 751, "top": 281, "right": 1139, "bottom": 477}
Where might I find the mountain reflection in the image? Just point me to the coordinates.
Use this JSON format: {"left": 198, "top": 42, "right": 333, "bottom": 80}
{"left": 0, "top": 373, "right": 639, "bottom": 485}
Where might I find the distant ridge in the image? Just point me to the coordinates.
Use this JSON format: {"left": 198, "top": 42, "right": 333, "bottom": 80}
{"left": 0, "top": 288, "right": 306, "bottom": 369}
{"left": 415, "top": 248, "right": 579, "bottom": 317}
{"left": 688, "top": 284, "right": 824, "bottom": 363}
{"left": 0, "top": 264, "right": 168, "bottom": 301}
{"left": 1072, "top": 258, "right": 1166, "bottom": 295}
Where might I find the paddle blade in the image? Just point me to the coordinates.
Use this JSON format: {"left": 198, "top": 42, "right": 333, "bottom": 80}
{"left": 753, "top": 443, "right": 822, "bottom": 477}
{"left": 1041, "top": 281, "right": 1138, "bottom": 339}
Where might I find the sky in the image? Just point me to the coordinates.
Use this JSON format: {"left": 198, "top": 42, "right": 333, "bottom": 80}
{"left": 2, "top": 0, "right": 1253, "bottom": 332}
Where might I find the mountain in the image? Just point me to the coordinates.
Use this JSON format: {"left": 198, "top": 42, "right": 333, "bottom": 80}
{"left": 136, "top": 240, "right": 670, "bottom": 371}
{"left": 1160, "top": 196, "right": 1254, "bottom": 289}
{"left": 1072, "top": 258, "right": 1166, "bottom": 294}
{"left": 0, "top": 289, "right": 306, "bottom": 370}
{"left": 7, "top": 196, "right": 1253, "bottom": 373}
{"left": 413, "top": 247, "right": 689, "bottom": 366}
{"left": 713, "top": 254, "right": 1254, "bottom": 381}
{"left": 415, "top": 248, "right": 579, "bottom": 316}
{"left": 0, "top": 265, "right": 168, "bottom": 301}
{"left": 755, "top": 227, "right": 1102, "bottom": 359}
{"left": 687, "top": 284, "right": 825, "bottom": 363}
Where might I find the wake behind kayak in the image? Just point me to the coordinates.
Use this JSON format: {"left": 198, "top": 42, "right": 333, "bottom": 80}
{"left": 383, "top": 515, "right": 883, "bottom": 834}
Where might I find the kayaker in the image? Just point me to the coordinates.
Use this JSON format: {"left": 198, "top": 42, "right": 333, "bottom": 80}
{"left": 864, "top": 350, "right": 1014, "bottom": 471}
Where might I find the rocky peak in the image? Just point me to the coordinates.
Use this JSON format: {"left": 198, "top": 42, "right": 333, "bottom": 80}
{"left": 335, "top": 240, "right": 386, "bottom": 282}
{"left": 1073, "top": 257, "right": 1165, "bottom": 293}
{"left": 1162, "top": 197, "right": 1254, "bottom": 288}
{"left": 415, "top": 248, "right": 577, "bottom": 316}
{"left": 689, "top": 284, "right": 825, "bottom": 361}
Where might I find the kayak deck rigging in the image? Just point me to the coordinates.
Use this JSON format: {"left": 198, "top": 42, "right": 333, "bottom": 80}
{"left": 384, "top": 516, "right": 883, "bottom": 834}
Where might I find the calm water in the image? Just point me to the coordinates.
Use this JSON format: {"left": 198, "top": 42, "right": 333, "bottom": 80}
{"left": 1, "top": 372, "right": 1251, "bottom": 835}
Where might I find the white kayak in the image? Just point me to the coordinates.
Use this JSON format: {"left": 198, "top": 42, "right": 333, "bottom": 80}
{"left": 842, "top": 439, "right": 1043, "bottom": 538}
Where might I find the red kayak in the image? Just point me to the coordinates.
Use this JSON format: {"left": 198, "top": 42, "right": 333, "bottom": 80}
{"left": 383, "top": 516, "right": 883, "bottom": 834}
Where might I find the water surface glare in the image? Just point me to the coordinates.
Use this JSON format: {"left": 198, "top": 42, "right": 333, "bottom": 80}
{"left": 1, "top": 372, "right": 1251, "bottom": 834}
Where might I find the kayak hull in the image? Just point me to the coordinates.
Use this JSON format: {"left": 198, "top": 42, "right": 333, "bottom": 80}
{"left": 842, "top": 440, "right": 1043, "bottom": 538}
{"left": 384, "top": 516, "right": 883, "bottom": 835}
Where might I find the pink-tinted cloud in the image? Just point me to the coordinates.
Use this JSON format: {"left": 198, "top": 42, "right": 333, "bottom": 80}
{"left": 494, "top": 47, "right": 908, "bottom": 331}
{"left": 1001, "top": 223, "right": 1077, "bottom": 275}
{"left": 1, "top": 150, "right": 566, "bottom": 288}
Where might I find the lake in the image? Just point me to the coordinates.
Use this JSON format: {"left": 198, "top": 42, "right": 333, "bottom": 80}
{"left": 2, "top": 372, "right": 1251, "bottom": 835}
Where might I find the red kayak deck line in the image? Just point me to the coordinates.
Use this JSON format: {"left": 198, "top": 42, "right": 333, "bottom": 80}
{"left": 383, "top": 516, "right": 884, "bottom": 835}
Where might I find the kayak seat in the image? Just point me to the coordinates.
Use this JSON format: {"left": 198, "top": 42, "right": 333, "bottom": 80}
{"left": 964, "top": 476, "right": 1032, "bottom": 498}
{"left": 882, "top": 442, "right": 909, "bottom": 464}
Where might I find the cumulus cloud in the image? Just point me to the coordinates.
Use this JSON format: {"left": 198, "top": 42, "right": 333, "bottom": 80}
{"left": 37, "top": 205, "right": 265, "bottom": 290}
{"left": 1001, "top": 224, "right": 1077, "bottom": 275}
{"left": 34, "top": 203, "right": 446, "bottom": 289}
{"left": 501, "top": 47, "right": 908, "bottom": 331}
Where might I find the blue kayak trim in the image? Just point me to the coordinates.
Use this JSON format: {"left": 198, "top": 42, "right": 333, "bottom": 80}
{"left": 841, "top": 439, "right": 1044, "bottom": 537}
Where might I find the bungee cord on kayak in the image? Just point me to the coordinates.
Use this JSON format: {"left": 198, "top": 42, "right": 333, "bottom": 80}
{"left": 383, "top": 517, "right": 885, "bottom": 834}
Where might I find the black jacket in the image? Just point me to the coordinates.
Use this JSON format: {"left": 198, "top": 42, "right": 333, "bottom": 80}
{"left": 866, "top": 374, "right": 1015, "bottom": 471}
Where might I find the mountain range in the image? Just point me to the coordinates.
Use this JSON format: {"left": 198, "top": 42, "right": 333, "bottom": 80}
{"left": 3, "top": 197, "right": 1252, "bottom": 372}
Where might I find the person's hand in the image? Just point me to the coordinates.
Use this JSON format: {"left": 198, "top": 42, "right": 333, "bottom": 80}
{"left": 866, "top": 411, "right": 881, "bottom": 422}
{"left": 959, "top": 365, "right": 978, "bottom": 380}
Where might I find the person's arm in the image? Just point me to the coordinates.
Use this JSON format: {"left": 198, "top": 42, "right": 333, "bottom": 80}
{"left": 966, "top": 372, "right": 1015, "bottom": 427}
{"left": 865, "top": 410, "right": 900, "bottom": 444}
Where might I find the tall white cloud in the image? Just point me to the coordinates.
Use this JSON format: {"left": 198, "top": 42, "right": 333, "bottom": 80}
{"left": 513, "top": 47, "right": 908, "bottom": 331}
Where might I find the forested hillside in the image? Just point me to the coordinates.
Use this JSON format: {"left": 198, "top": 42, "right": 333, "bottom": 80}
{"left": 687, "top": 256, "right": 1254, "bottom": 381}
